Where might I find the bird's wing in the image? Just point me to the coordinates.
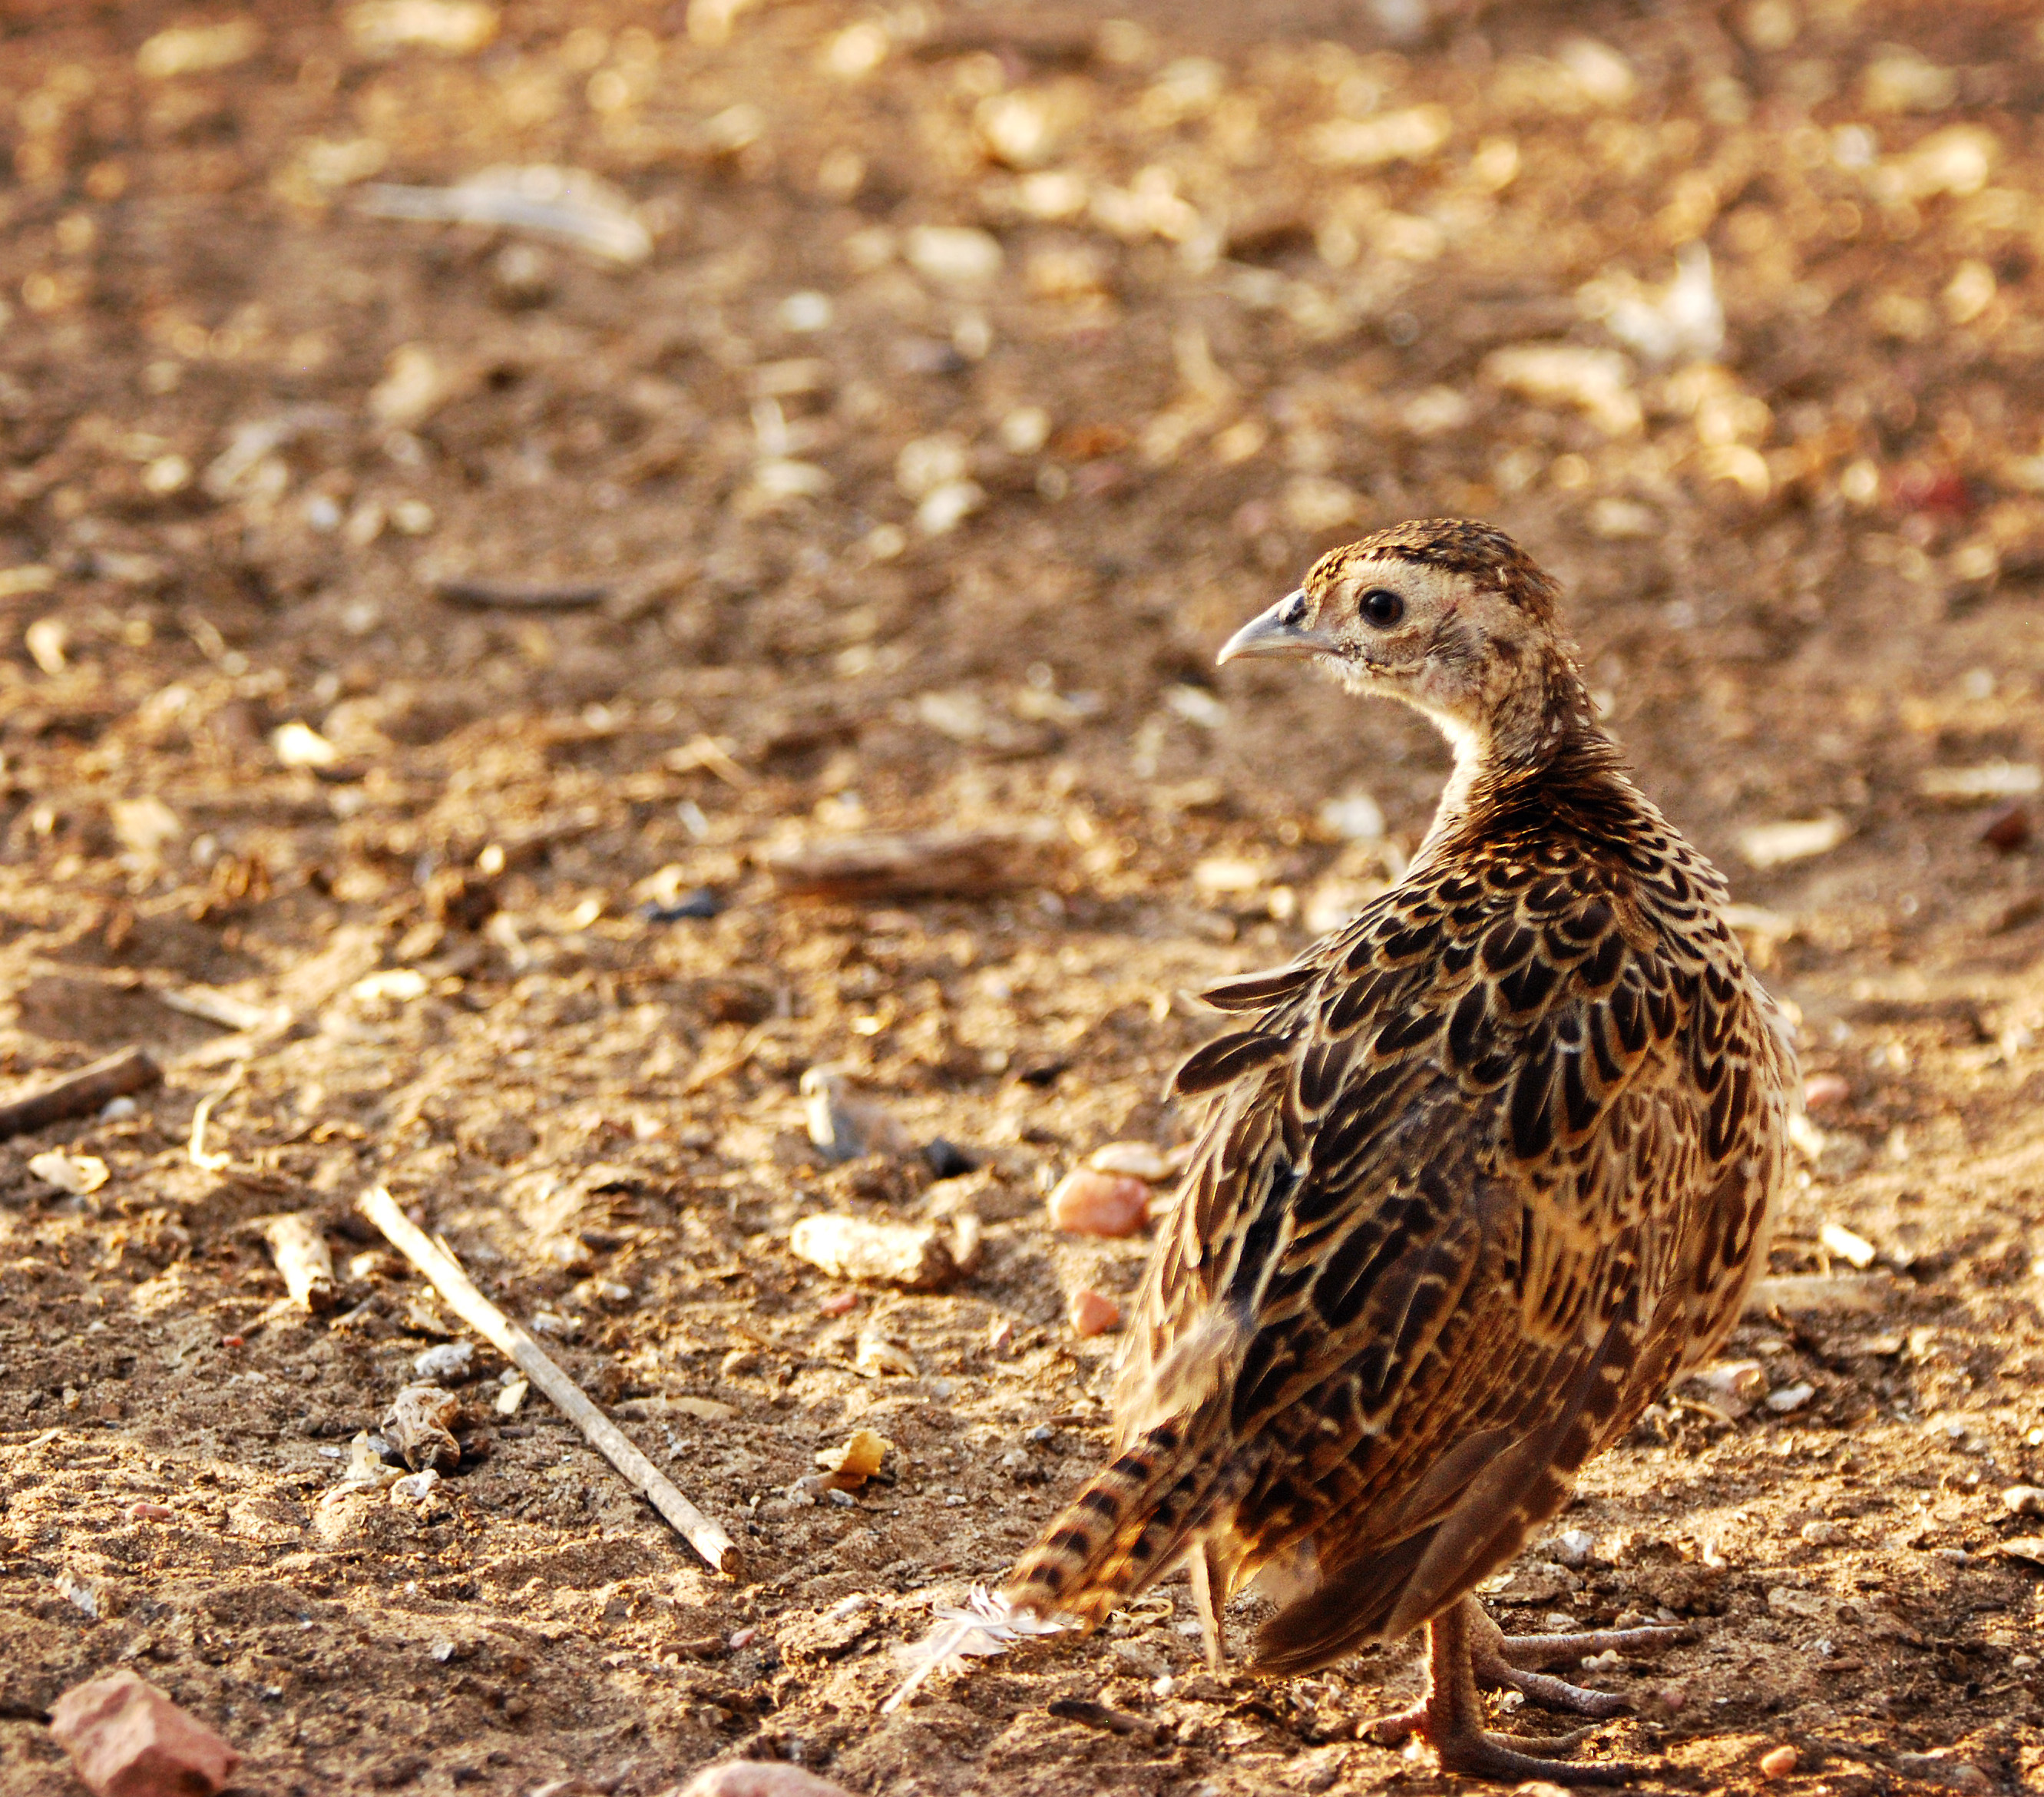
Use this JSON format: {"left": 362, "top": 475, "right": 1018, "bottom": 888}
{"left": 1133, "top": 864, "right": 1786, "bottom": 1670}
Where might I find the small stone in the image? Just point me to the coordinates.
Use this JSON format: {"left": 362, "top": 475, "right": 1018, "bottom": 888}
{"left": 50, "top": 1670, "right": 240, "bottom": 1797}
{"left": 1766, "top": 1382, "right": 1816, "bottom": 1414}
{"left": 1086, "top": 1141, "right": 1174, "bottom": 1182}
{"left": 1047, "top": 1168, "right": 1150, "bottom": 1237}
{"left": 493, "top": 1377, "right": 528, "bottom": 1418}
{"left": 1553, "top": 1528, "right": 1596, "bottom": 1567}
{"left": 1800, "top": 1520, "right": 1846, "bottom": 1546}
{"left": 921, "top": 1137, "right": 977, "bottom": 1179}
{"left": 1802, "top": 1073, "right": 1851, "bottom": 1111}
{"left": 412, "top": 1342, "right": 474, "bottom": 1382}
{"left": 1685, "top": 1359, "right": 1765, "bottom": 1418}
{"left": 818, "top": 1290, "right": 858, "bottom": 1317}
{"left": 790, "top": 1215, "right": 956, "bottom": 1290}
{"left": 1070, "top": 1289, "right": 1122, "bottom": 1338}
{"left": 1893, "top": 1753, "right": 1990, "bottom": 1793}
{"left": 2001, "top": 1485, "right": 2044, "bottom": 1517}
{"left": 676, "top": 1762, "right": 857, "bottom": 1797}
{"left": 642, "top": 887, "right": 722, "bottom": 922}
{"left": 1758, "top": 1744, "right": 1799, "bottom": 1779}
{"left": 1981, "top": 802, "right": 2032, "bottom": 852}
{"left": 1818, "top": 1221, "right": 1877, "bottom": 1269}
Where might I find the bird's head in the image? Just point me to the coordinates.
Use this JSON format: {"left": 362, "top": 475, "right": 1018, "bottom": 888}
{"left": 1217, "top": 518, "right": 1586, "bottom": 760}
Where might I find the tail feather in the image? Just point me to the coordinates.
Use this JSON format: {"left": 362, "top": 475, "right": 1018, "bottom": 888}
{"left": 1001, "top": 1424, "right": 1239, "bottom": 1627}
{"left": 885, "top": 1423, "right": 1244, "bottom": 1712}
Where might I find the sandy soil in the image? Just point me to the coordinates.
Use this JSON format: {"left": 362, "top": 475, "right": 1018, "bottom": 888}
{"left": 1, "top": 2, "right": 2042, "bottom": 1792}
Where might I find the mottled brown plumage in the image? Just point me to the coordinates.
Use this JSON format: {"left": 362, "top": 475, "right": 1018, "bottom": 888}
{"left": 984, "top": 522, "right": 1796, "bottom": 1779}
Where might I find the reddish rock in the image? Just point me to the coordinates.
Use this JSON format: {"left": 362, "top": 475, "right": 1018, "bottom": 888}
{"left": 1070, "top": 1288, "right": 1123, "bottom": 1338}
{"left": 49, "top": 1670, "right": 239, "bottom": 1797}
{"left": 1982, "top": 801, "right": 2032, "bottom": 852}
{"left": 1047, "top": 1168, "right": 1149, "bottom": 1237}
{"left": 1801, "top": 1072, "right": 1851, "bottom": 1112}
{"left": 1759, "top": 1744, "right": 1799, "bottom": 1779}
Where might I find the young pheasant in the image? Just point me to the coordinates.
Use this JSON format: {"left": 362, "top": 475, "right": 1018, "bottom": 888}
{"left": 890, "top": 521, "right": 1795, "bottom": 1782}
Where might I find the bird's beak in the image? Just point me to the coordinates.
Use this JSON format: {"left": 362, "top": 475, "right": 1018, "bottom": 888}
{"left": 1216, "top": 589, "right": 1335, "bottom": 665}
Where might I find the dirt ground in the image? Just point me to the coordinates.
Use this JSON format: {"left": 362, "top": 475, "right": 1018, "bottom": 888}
{"left": 0, "top": 1, "right": 2042, "bottom": 1792}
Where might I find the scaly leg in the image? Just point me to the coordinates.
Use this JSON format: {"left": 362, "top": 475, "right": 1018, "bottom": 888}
{"left": 1364, "top": 1597, "right": 1688, "bottom": 1784}
{"left": 1186, "top": 1539, "right": 1227, "bottom": 1670}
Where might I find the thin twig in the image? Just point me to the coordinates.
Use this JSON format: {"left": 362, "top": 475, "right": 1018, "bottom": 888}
{"left": 188, "top": 1061, "right": 245, "bottom": 1170}
{"left": 358, "top": 1186, "right": 742, "bottom": 1577}
{"left": 0, "top": 1047, "right": 161, "bottom": 1140}
{"left": 433, "top": 577, "right": 610, "bottom": 611}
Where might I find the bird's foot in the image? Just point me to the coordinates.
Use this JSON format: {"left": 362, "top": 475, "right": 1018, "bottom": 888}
{"left": 1364, "top": 1696, "right": 1634, "bottom": 1783}
{"left": 1470, "top": 1601, "right": 1695, "bottom": 1719}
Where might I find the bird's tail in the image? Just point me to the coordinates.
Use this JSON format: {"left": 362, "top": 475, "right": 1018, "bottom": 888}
{"left": 885, "top": 1421, "right": 1239, "bottom": 1711}
{"left": 1000, "top": 1421, "right": 1235, "bottom": 1625}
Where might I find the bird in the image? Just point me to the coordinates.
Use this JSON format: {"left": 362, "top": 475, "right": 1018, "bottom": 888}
{"left": 888, "top": 520, "right": 1796, "bottom": 1782}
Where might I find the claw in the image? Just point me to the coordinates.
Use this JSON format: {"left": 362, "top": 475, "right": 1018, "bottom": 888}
{"left": 1364, "top": 1597, "right": 1685, "bottom": 1785}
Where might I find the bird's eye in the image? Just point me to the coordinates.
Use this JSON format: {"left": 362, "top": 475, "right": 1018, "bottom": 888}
{"left": 1359, "top": 587, "right": 1404, "bottom": 627}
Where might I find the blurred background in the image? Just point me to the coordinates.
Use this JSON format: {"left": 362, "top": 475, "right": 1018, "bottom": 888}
{"left": 0, "top": 3, "right": 2041, "bottom": 1794}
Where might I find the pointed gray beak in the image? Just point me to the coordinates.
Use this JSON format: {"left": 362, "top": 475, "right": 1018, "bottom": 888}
{"left": 1216, "top": 589, "right": 1334, "bottom": 665}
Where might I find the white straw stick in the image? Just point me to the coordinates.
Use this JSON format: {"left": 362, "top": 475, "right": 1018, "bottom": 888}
{"left": 359, "top": 1186, "right": 741, "bottom": 1577}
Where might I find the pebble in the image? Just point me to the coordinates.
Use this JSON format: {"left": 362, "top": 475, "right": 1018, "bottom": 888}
{"left": 1799, "top": 1520, "right": 1846, "bottom": 1546}
{"left": 125, "top": 1501, "right": 174, "bottom": 1523}
{"left": 817, "top": 1291, "right": 858, "bottom": 1317}
{"left": 1766, "top": 1382, "right": 1816, "bottom": 1414}
{"left": 1047, "top": 1169, "right": 1150, "bottom": 1237}
{"left": 1802, "top": 1073, "right": 1851, "bottom": 1111}
{"left": 1758, "top": 1744, "right": 1799, "bottom": 1779}
{"left": 1893, "top": 1753, "right": 1990, "bottom": 1792}
{"left": 790, "top": 1215, "right": 957, "bottom": 1289}
{"left": 50, "top": 1670, "right": 240, "bottom": 1797}
{"left": 921, "top": 1137, "right": 976, "bottom": 1179}
{"left": 1552, "top": 1528, "right": 1596, "bottom": 1567}
{"left": 1686, "top": 1359, "right": 1765, "bottom": 1418}
{"left": 1086, "top": 1141, "right": 1174, "bottom": 1182}
{"left": 728, "top": 1627, "right": 759, "bottom": 1650}
{"left": 412, "top": 1342, "right": 474, "bottom": 1382}
{"left": 1070, "top": 1289, "right": 1122, "bottom": 1338}
{"left": 1818, "top": 1221, "right": 1877, "bottom": 1269}
{"left": 2001, "top": 1485, "right": 2044, "bottom": 1517}
{"left": 678, "top": 1766, "right": 856, "bottom": 1797}
{"left": 641, "top": 887, "right": 723, "bottom": 922}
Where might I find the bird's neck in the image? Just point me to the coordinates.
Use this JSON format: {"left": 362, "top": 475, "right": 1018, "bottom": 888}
{"left": 1414, "top": 647, "right": 1616, "bottom": 862}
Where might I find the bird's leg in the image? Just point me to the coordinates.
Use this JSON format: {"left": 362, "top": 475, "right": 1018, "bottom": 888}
{"left": 1186, "top": 1540, "right": 1227, "bottom": 1670}
{"left": 1473, "top": 1600, "right": 1695, "bottom": 1716}
{"left": 1362, "top": 1600, "right": 1645, "bottom": 1785}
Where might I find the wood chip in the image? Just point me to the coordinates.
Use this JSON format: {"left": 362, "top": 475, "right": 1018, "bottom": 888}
{"left": 382, "top": 1384, "right": 461, "bottom": 1471}
{"left": 1819, "top": 1221, "right": 1879, "bottom": 1269}
{"left": 1746, "top": 1272, "right": 1894, "bottom": 1315}
{"left": 815, "top": 1428, "right": 892, "bottom": 1489}
{"left": 0, "top": 1047, "right": 161, "bottom": 1141}
{"left": 263, "top": 1213, "right": 337, "bottom": 1312}
{"left": 765, "top": 823, "right": 1059, "bottom": 902}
